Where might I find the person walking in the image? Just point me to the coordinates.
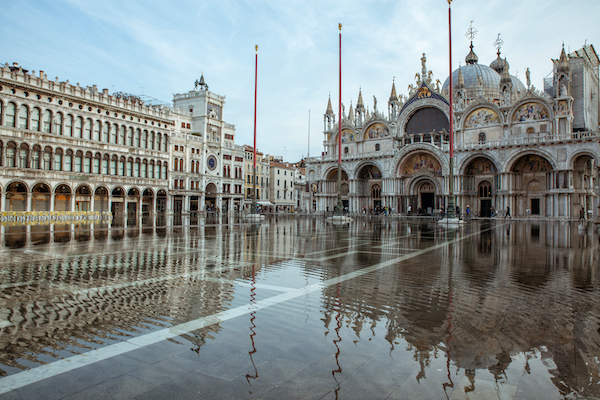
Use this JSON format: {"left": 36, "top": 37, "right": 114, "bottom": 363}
{"left": 505, "top": 206, "right": 511, "bottom": 219}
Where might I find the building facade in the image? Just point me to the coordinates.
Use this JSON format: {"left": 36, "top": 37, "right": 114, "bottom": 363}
{"left": 0, "top": 64, "right": 250, "bottom": 219}
{"left": 306, "top": 42, "right": 600, "bottom": 219}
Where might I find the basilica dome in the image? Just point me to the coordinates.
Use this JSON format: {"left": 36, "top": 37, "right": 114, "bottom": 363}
{"left": 442, "top": 45, "right": 525, "bottom": 102}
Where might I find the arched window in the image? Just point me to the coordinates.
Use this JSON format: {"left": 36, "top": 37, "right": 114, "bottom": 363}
{"left": 119, "top": 157, "right": 126, "bottom": 176}
{"left": 127, "top": 127, "right": 133, "bottom": 146}
{"left": 111, "top": 124, "right": 118, "bottom": 143}
{"left": 143, "top": 130, "right": 148, "bottom": 148}
{"left": 18, "top": 105, "right": 29, "bottom": 129}
{"left": 6, "top": 142, "right": 16, "bottom": 167}
{"left": 375, "top": 143, "right": 380, "bottom": 151}
{"left": 83, "top": 118, "right": 92, "bottom": 139}
{"left": 479, "top": 132, "right": 486, "bottom": 143}
{"left": 74, "top": 150, "right": 83, "bottom": 172}
{"left": 31, "top": 107, "right": 40, "bottom": 131}
{"left": 65, "top": 115, "right": 73, "bottom": 136}
{"left": 134, "top": 128, "right": 141, "bottom": 148}
{"left": 93, "top": 153, "right": 101, "bottom": 173}
{"left": 53, "top": 113, "right": 63, "bottom": 135}
{"left": 150, "top": 131, "right": 156, "bottom": 150}
{"left": 149, "top": 162, "right": 155, "bottom": 179}
{"left": 5, "top": 103, "right": 16, "bottom": 127}
{"left": 65, "top": 150, "right": 73, "bottom": 171}
{"left": 54, "top": 148, "right": 63, "bottom": 171}
{"left": 74, "top": 117, "right": 83, "bottom": 138}
{"left": 31, "top": 145, "right": 41, "bottom": 169}
{"left": 174, "top": 158, "right": 178, "bottom": 171}
{"left": 344, "top": 147, "right": 349, "bottom": 154}
{"left": 43, "top": 147, "right": 52, "bottom": 170}
{"left": 19, "top": 143, "right": 29, "bottom": 168}
{"left": 405, "top": 107, "right": 449, "bottom": 138}
{"left": 102, "top": 154, "right": 109, "bottom": 174}
{"left": 103, "top": 122, "right": 110, "bottom": 142}
{"left": 372, "top": 184, "right": 381, "bottom": 199}
{"left": 134, "top": 159, "right": 140, "bottom": 177}
{"left": 43, "top": 110, "right": 52, "bottom": 133}
{"left": 179, "top": 159, "right": 183, "bottom": 171}
{"left": 110, "top": 155, "right": 117, "bottom": 175}
{"left": 93, "top": 120, "right": 101, "bottom": 141}
{"left": 119, "top": 125, "right": 126, "bottom": 144}
{"left": 478, "top": 181, "right": 492, "bottom": 198}
{"left": 126, "top": 158, "right": 133, "bottom": 176}
{"left": 141, "top": 160, "right": 147, "bottom": 178}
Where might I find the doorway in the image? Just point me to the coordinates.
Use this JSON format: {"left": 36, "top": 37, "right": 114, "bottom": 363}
{"left": 531, "top": 198, "right": 540, "bottom": 215}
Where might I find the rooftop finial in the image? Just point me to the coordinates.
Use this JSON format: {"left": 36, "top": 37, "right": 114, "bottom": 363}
{"left": 465, "top": 21, "right": 478, "bottom": 45}
{"left": 493, "top": 33, "right": 504, "bottom": 56}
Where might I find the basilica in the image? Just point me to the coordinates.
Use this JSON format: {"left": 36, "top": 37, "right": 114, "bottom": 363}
{"left": 306, "top": 39, "right": 599, "bottom": 220}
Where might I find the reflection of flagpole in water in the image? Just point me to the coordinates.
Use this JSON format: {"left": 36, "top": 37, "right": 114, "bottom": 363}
{"left": 331, "top": 281, "right": 343, "bottom": 398}
{"left": 443, "top": 234, "right": 455, "bottom": 398}
{"left": 246, "top": 265, "right": 258, "bottom": 384}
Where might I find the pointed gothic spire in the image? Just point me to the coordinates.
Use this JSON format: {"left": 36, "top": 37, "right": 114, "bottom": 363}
{"left": 348, "top": 101, "right": 354, "bottom": 122}
{"left": 326, "top": 95, "right": 334, "bottom": 115}
{"left": 456, "top": 64, "right": 465, "bottom": 89}
{"left": 558, "top": 43, "right": 570, "bottom": 73}
{"left": 389, "top": 79, "right": 398, "bottom": 102}
{"left": 356, "top": 88, "right": 364, "bottom": 109}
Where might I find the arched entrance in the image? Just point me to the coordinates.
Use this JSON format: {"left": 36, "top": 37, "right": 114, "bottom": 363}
{"left": 573, "top": 154, "right": 595, "bottom": 218}
{"left": 415, "top": 180, "right": 436, "bottom": 215}
{"left": 357, "top": 164, "right": 382, "bottom": 212}
{"left": 55, "top": 184, "right": 72, "bottom": 211}
{"left": 399, "top": 152, "right": 442, "bottom": 214}
{"left": 156, "top": 190, "right": 167, "bottom": 213}
{"left": 142, "top": 189, "right": 154, "bottom": 215}
{"left": 32, "top": 183, "right": 51, "bottom": 211}
{"left": 111, "top": 187, "right": 125, "bottom": 217}
{"left": 127, "top": 188, "right": 140, "bottom": 221}
{"left": 75, "top": 185, "right": 91, "bottom": 211}
{"left": 478, "top": 181, "right": 493, "bottom": 217}
{"left": 6, "top": 182, "right": 28, "bottom": 211}
{"left": 510, "top": 154, "right": 553, "bottom": 216}
{"left": 94, "top": 187, "right": 109, "bottom": 212}
{"left": 205, "top": 183, "right": 218, "bottom": 211}
{"left": 325, "top": 168, "right": 349, "bottom": 211}
{"left": 464, "top": 157, "right": 498, "bottom": 217}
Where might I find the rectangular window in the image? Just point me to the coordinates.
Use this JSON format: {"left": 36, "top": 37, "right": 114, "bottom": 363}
{"left": 93, "top": 158, "right": 100, "bottom": 174}
{"left": 102, "top": 159, "right": 109, "bottom": 175}
{"left": 110, "top": 160, "right": 117, "bottom": 175}
{"left": 65, "top": 155, "right": 72, "bottom": 171}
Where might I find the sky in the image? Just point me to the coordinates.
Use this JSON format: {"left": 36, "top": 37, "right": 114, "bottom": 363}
{"left": 1, "top": 0, "right": 599, "bottom": 162}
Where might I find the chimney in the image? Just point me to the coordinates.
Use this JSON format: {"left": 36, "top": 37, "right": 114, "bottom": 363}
{"left": 39, "top": 70, "right": 44, "bottom": 78}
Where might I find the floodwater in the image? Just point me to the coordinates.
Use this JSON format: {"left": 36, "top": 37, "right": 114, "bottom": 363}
{"left": 0, "top": 217, "right": 599, "bottom": 399}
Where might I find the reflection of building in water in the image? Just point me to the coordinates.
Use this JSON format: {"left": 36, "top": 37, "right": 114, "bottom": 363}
{"left": 316, "top": 222, "right": 600, "bottom": 398}
{"left": 0, "top": 226, "right": 261, "bottom": 375}
{"left": 307, "top": 41, "right": 599, "bottom": 220}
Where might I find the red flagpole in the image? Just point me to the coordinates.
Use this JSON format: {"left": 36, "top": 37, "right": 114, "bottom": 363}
{"left": 252, "top": 45, "right": 258, "bottom": 211}
{"left": 448, "top": 3, "right": 454, "bottom": 158}
{"left": 338, "top": 24, "right": 342, "bottom": 164}
{"left": 254, "top": 45, "right": 258, "bottom": 173}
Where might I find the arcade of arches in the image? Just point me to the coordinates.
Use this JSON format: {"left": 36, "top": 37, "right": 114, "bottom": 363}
{"left": 311, "top": 150, "right": 597, "bottom": 218}
{"left": 2, "top": 182, "right": 167, "bottom": 220}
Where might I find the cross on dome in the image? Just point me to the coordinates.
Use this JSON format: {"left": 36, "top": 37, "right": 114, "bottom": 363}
{"left": 493, "top": 33, "right": 504, "bottom": 56}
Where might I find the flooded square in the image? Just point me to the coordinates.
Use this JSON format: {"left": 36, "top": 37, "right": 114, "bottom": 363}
{"left": 0, "top": 217, "right": 599, "bottom": 399}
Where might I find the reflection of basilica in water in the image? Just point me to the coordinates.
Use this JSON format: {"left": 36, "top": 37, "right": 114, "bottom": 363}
{"left": 315, "top": 221, "right": 600, "bottom": 398}
{"left": 307, "top": 37, "right": 599, "bottom": 219}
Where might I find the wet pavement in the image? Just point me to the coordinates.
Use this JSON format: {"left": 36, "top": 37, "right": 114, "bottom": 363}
{"left": 0, "top": 216, "right": 599, "bottom": 399}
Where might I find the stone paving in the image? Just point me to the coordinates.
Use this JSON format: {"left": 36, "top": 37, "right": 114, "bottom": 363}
{"left": 0, "top": 217, "right": 598, "bottom": 399}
